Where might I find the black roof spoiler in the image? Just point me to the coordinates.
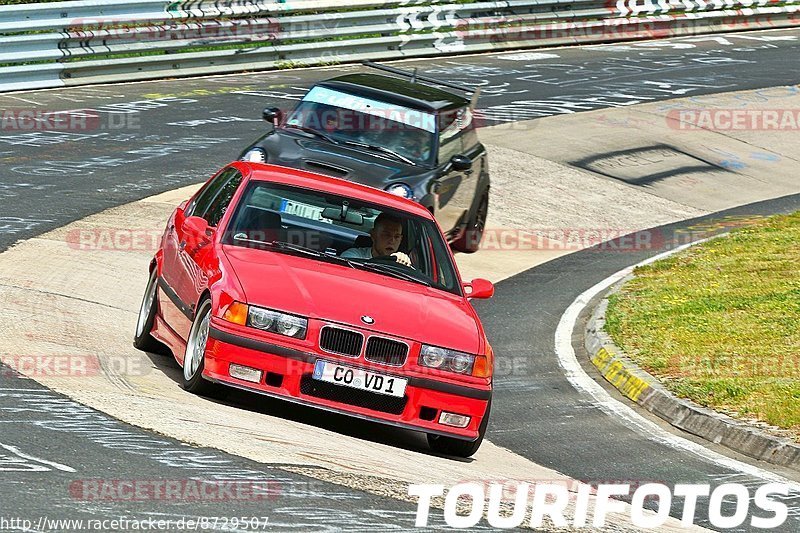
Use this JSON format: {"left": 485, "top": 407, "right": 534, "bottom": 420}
{"left": 362, "top": 60, "right": 481, "bottom": 110}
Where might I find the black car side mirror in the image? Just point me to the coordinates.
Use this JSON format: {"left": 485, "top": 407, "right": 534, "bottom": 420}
{"left": 450, "top": 154, "right": 472, "bottom": 172}
{"left": 263, "top": 107, "right": 283, "bottom": 126}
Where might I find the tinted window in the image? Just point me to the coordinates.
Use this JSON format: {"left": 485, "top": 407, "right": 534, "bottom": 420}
{"left": 461, "top": 116, "right": 480, "bottom": 151}
{"left": 189, "top": 168, "right": 242, "bottom": 227}
{"left": 203, "top": 171, "right": 243, "bottom": 227}
{"left": 187, "top": 168, "right": 236, "bottom": 218}
{"left": 437, "top": 107, "right": 474, "bottom": 166}
{"left": 438, "top": 135, "right": 463, "bottom": 166}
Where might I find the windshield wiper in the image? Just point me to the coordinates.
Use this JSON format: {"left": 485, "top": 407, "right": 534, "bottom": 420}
{"left": 232, "top": 236, "right": 356, "bottom": 268}
{"left": 355, "top": 261, "right": 431, "bottom": 287}
{"left": 341, "top": 141, "right": 416, "bottom": 166}
{"left": 283, "top": 124, "right": 339, "bottom": 144}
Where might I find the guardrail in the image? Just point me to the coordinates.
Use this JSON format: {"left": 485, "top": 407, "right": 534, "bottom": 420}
{"left": 1, "top": 0, "right": 798, "bottom": 93}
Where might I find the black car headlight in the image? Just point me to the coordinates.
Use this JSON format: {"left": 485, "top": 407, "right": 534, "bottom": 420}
{"left": 385, "top": 183, "right": 414, "bottom": 200}
{"left": 419, "top": 344, "right": 475, "bottom": 375}
{"left": 241, "top": 148, "right": 267, "bottom": 163}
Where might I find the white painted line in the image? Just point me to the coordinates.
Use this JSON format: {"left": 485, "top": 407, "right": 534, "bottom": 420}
{"left": 497, "top": 52, "right": 560, "bottom": 61}
{"left": 0, "top": 442, "right": 76, "bottom": 472}
{"left": 554, "top": 240, "right": 800, "bottom": 489}
{"left": 1, "top": 95, "right": 42, "bottom": 105}
{"left": 733, "top": 35, "right": 797, "bottom": 42}
{"left": 0, "top": 421, "right": 63, "bottom": 423}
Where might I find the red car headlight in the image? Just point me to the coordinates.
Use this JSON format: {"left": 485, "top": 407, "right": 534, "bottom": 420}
{"left": 419, "top": 344, "right": 479, "bottom": 376}
{"left": 223, "top": 301, "right": 308, "bottom": 340}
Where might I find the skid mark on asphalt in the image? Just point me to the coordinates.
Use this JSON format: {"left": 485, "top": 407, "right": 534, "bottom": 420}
{"left": 0, "top": 383, "right": 459, "bottom": 530}
{"left": 0, "top": 442, "right": 75, "bottom": 472}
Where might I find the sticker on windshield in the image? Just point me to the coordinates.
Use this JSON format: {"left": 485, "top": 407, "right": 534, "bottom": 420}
{"left": 280, "top": 199, "right": 332, "bottom": 223}
{"left": 302, "top": 87, "right": 436, "bottom": 133}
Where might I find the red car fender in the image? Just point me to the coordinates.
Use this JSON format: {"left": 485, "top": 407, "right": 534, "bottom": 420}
{"left": 208, "top": 258, "right": 247, "bottom": 321}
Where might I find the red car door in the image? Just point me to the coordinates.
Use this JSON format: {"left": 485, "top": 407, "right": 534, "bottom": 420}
{"left": 158, "top": 205, "right": 190, "bottom": 336}
{"left": 160, "top": 168, "right": 243, "bottom": 340}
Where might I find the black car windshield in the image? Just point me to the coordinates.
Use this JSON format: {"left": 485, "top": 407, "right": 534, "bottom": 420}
{"left": 284, "top": 86, "right": 437, "bottom": 166}
{"left": 224, "top": 181, "right": 462, "bottom": 296}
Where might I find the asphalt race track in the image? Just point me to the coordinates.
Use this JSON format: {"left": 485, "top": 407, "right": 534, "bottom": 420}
{"left": 1, "top": 28, "right": 799, "bottom": 531}
{"left": 0, "top": 371, "right": 465, "bottom": 531}
{"left": 1, "top": 30, "right": 799, "bottom": 252}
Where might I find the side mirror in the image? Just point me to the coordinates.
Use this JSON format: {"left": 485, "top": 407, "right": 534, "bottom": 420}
{"left": 182, "top": 216, "right": 211, "bottom": 238}
{"left": 182, "top": 216, "right": 213, "bottom": 253}
{"left": 450, "top": 154, "right": 472, "bottom": 172}
{"left": 464, "top": 278, "right": 494, "bottom": 300}
{"left": 263, "top": 107, "right": 283, "bottom": 126}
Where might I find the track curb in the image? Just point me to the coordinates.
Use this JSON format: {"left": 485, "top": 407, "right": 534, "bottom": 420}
{"left": 585, "top": 277, "right": 800, "bottom": 470}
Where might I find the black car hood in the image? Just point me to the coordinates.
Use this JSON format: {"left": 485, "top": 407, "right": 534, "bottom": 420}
{"left": 249, "top": 130, "right": 431, "bottom": 187}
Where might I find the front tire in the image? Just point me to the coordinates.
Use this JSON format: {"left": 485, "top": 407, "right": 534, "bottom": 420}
{"left": 182, "top": 299, "right": 217, "bottom": 396}
{"left": 133, "top": 269, "right": 169, "bottom": 354}
{"left": 427, "top": 399, "right": 491, "bottom": 458}
{"left": 452, "top": 192, "right": 488, "bottom": 254}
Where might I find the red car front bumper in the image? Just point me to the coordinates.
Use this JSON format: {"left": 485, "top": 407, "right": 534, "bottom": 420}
{"left": 203, "top": 321, "right": 491, "bottom": 441}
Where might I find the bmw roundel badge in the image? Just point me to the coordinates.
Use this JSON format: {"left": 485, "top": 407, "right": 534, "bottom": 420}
{"left": 361, "top": 315, "right": 375, "bottom": 325}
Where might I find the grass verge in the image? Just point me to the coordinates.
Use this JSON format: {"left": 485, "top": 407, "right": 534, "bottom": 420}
{"left": 605, "top": 211, "right": 800, "bottom": 440}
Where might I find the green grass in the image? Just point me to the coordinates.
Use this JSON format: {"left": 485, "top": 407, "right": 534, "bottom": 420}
{"left": 605, "top": 211, "right": 800, "bottom": 439}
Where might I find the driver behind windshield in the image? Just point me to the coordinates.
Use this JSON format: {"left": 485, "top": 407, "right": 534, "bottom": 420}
{"left": 396, "top": 129, "right": 431, "bottom": 161}
{"left": 341, "top": 213, "right": 412, "bottom": 267}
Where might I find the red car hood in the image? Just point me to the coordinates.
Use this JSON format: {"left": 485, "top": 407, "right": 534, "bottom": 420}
{"left": 222, "top": 245, "right": 481, "bottom": 354}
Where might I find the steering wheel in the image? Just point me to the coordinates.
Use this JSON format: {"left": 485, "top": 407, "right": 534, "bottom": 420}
{"left": 369, "top": 255, "right": 415, "bottom": 270}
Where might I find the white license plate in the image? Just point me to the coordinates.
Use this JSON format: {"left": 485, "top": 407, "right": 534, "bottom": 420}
{"left": 312, "top": 360, "right": 407, "bottom": 398}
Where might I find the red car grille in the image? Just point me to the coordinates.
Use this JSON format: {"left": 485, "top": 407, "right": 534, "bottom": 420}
{"left": 319, "top": 326, "right": 362, "bottom": 357}
{"left": 365, "top": 337, "right": 408, "bottom": 366}
{"left": 299, "top": 375, "right": 407, "bottom": 415}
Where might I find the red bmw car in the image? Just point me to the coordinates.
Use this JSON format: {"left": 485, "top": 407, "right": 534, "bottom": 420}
{"left": 134, "top": 161, "right": 494, "bottom": 457}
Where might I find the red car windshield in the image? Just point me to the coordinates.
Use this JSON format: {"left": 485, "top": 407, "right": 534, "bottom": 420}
{"left": 224, "top": 182, "right": 462, "bottom": 295}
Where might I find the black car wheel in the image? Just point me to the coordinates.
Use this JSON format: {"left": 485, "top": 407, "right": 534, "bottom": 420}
{"left": 133, "top": 269, "right": 169, "bottom": 354}
{"left": 427, "top": 399, "right": 491, "bottom": 458}
{"left": 452, "top": 192, "right": 488, "bottom": 254}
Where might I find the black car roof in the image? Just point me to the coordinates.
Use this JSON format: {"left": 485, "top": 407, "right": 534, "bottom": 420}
{"left": 317, "top": 73, "right": 470, "bottom": 113}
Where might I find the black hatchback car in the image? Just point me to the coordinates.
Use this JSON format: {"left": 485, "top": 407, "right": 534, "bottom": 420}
{"left": 238, "top": 63, "right": 489, "bottom": 253}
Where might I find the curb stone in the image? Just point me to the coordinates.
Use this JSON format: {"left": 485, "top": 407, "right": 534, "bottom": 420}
{"left": 585, "top": 277, "right": 800, "bottom": 470}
